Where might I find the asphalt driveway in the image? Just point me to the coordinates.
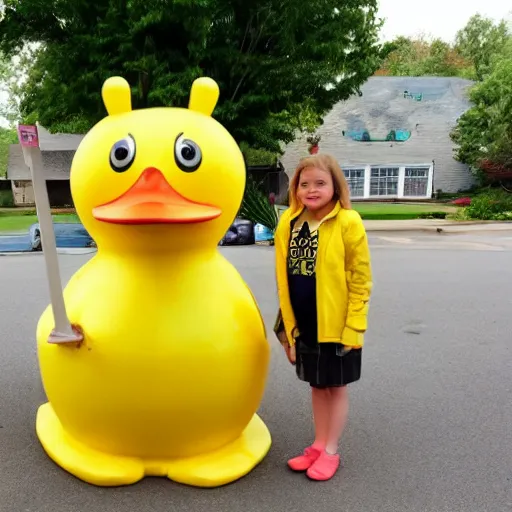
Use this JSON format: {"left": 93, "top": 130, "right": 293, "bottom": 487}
{"left": 0, "top": 237, "right": 511, "bottom": 512}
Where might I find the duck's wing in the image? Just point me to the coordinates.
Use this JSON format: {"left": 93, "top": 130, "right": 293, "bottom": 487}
{"left": 242, "top": 282, "right": 267, "bottom": 339}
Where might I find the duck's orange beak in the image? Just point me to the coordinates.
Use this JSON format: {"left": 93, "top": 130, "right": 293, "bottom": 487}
{"left": 92, "top": 168, "right": 222, "bottom": 225}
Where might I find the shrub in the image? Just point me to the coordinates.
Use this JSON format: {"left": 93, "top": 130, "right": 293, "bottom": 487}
{"left": 417, "top": 211, "right": 448, "bottom": 219}
{"left": 0, "top": 190, "right": 14, "bottom": 207}
{"left": 464, "top": 190, "right": 512, "bottom": 220}
{"left": 241, "top": 146, "right": 279, "bottom": 166}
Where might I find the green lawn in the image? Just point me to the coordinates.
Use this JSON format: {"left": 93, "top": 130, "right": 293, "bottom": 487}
{"left": 0, "top": 202, "right": 456, "bottom": 233}
{"left": 0, "top": 211, "right": 80, "bottom": 233}
{"left": 353, "top": 202, "right": 454, "bottom": 220}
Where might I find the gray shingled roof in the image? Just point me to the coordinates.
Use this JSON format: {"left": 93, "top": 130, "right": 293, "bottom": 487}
{"left": 7, "top": 124, "right": 85, "bottom": 180}
{"left": 7, "top": 145, "right": 76, "bottom": 180}
{"left": 36, "top": 125, "right": 85, "bottom": 151}
{"left": 338, "top": 76, "right": 473, "bottom": 134}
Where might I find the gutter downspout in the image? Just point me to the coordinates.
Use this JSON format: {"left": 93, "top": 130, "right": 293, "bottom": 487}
{"left": 431, "top": 159, "right": 436, "bottom": 198}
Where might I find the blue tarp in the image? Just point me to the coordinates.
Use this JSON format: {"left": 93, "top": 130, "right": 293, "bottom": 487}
{"left": 0, "top": 234, "right": 33, "bottom": 252}
{"left": 0, "top": 223, "right": 95, "bottom": 253}
{"left": 254, "top": 223, "right": 274, "bottom": 242}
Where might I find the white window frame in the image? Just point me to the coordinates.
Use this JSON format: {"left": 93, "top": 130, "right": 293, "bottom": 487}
{"left": 403, "top": 165, "right": 432, "bottom": 198}
{"left": 342, "top": 163, "right": 433, "bottom": 199}
{"left": 342, "top": 167, "right": 366, "bottom": 198}
{"left": 369, "top": 166, "right": 400, "bottom": 197}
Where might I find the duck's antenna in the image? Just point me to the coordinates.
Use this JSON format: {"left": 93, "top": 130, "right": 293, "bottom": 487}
{"left": 17, "top": 125, "right": 83, "bottom": 344}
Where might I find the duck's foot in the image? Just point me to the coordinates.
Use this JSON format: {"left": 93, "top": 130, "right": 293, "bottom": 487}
{"left": 36, "top": 403, "right": 271, "bottom": 488}
{"left": 166, "top": 413, "right": 271, "bottom": 488}
{"left": 36, "top": 402, "right": 145, "bottom": 487}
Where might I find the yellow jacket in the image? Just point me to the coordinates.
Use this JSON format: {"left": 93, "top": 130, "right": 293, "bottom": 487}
{"left": 275, "top": 201, "right": 372, "bottom": 348}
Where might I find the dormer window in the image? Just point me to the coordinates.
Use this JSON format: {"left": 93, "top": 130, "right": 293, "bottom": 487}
{"left": 342, "top": 129, "right": 411, "bottom": 142}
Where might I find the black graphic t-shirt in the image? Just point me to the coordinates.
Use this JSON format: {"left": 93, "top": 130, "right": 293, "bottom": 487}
{"left": 287, "top": 211, "right": 323, "bottom": 347}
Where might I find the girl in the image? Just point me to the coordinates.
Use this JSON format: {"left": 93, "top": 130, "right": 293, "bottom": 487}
{"left": 274, "top": 154, "right": 372, "bottom": 481}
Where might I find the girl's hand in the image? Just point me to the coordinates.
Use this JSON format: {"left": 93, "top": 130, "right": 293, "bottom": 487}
{"left": 285, "top": 343, "right": 296, "bottom": 365}
{"left": 276, "top": 329, "right": 296, "bottom": 365}
{"left": 281, "top": 340, "right": 296, "bottom": 365}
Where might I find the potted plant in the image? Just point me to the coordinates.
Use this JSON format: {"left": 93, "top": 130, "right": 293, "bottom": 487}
{"left": 306, "top": 134, "right": 321, "bottom": 155}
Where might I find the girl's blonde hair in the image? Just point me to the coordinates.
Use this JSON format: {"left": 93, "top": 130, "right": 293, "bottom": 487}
{"left": 289, "top": 154, "right": 352, "bottom": 210}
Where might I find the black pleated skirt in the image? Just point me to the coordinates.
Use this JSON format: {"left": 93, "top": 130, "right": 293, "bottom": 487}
{"left": 295, "top": 338, "right": 362, "bottom": 388}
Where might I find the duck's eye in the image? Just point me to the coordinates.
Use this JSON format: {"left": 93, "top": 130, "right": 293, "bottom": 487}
{"left": 174, "top": 133, "right": 202, "bottom": 172}
{"left": 110, "top": 135, "right": 136, "bottom": 172}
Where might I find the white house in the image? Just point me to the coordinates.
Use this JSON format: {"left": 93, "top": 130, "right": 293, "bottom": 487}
{"left": 281, "top": 76, "right": 476, "bottom": 200}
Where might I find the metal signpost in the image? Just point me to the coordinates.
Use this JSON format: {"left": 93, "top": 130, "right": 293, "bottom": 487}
{"left": 17, "top": 125, "right": 83, "bottom": 344}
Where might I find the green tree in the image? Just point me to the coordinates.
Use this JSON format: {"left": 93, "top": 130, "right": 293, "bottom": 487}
{"left": 455, "top": 14, "right": 510, "bottom": 81}
{"left": 377, "top": 35, "right": 472, "bottom": 77}
{"left": 0, "top": 0, "right": 383, "bottom": 154}
{"left": 0, "top": 48, "right": 19, "bottom": 177}
{"left": 450, "top": 52, "right": 512, "bottom": 176}
{"left": 0, "top": 50, "right": 11, "bottom": 124}
{"left": 0, "top": 44, "right": 36, "bottom": 125}
{"left": 0, "top": 126, "right": 18, "bottom": 177}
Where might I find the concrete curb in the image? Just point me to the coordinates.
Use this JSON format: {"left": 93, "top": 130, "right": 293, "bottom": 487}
{"left": 365, "top": 227, "right": 512, "bottom": 234}
{"left": 363, "top": 220, "right": 512, "bottom": 234}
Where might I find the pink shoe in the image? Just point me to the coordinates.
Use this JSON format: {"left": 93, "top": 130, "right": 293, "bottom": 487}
{"left": 287, "top": 446, "right": 323, "bottom": 471}
{"left": 306, "top": 451, "right": 341, "bottom": 481}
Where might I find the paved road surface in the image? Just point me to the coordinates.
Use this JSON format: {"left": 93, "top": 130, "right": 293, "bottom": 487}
{"left": 1, "top": 232, "right": 511, "bottom": 512}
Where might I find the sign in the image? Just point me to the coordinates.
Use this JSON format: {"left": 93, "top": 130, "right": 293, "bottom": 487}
{"left": 17, "top": 125, "right": 40, "bottom": 148}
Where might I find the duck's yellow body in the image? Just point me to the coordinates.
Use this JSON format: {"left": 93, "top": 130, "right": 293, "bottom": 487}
{"left": 35, "top": 77, "right": 271, "bottom": 487}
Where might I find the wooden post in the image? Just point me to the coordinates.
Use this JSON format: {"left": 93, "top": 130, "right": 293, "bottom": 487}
{"left": 17, "top": 125, "right": 83, "bottom": 344}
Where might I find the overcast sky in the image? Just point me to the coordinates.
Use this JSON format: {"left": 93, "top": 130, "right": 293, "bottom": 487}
{"left": 377, "top": 0, "right": 511, "bottom": 43}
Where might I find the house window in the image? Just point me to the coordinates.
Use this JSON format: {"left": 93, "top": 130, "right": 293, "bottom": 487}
{"left": 343, "top": 168, "right": 365, "bottom": 197}
{"left": 370, "top": 167, "right": 399, "bottom": 196}
{"left": 404, "top": 167, "right": 429, "bottom": 196}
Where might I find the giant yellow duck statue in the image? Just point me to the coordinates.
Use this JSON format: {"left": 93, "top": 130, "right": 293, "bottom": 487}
{"left": 35, "top": 76, "right": 271, "bottom": 488}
